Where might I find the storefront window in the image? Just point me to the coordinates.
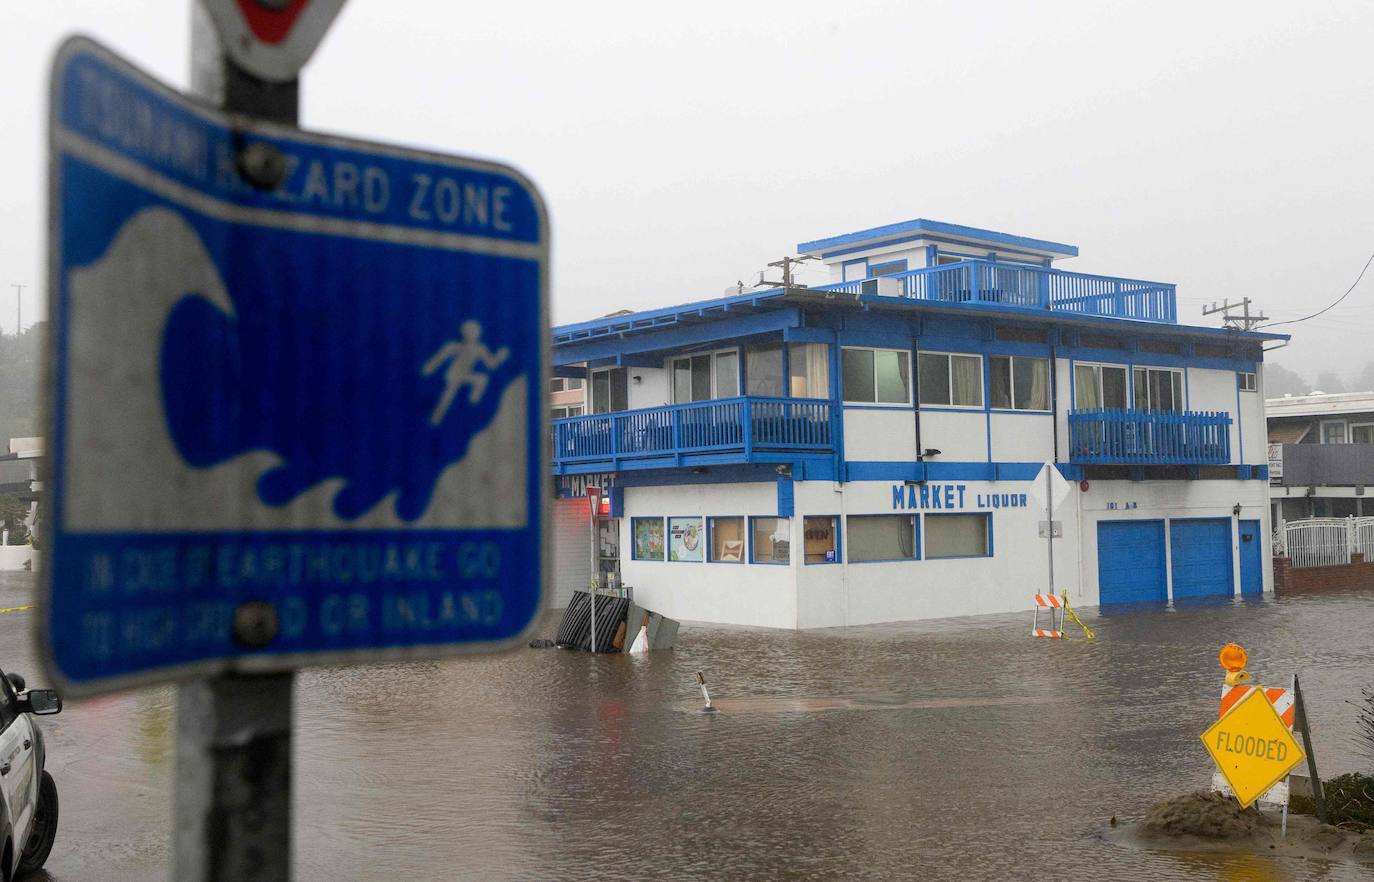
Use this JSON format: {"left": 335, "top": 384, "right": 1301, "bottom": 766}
{"left": 750, "top": 516, "right": 791, "bottom": 564}
{"left": 803, "top": 516, "right": 839, "bottom": 564}
{"left": 708, "top": 516, "right": 745, "bottom": 562}
{"left": 631, "top": 517, "right": 665, "bottom": 561}
{"left": 924, "top": 513, "right": 990, "bottom": 559}
{"left": 668, "top": 516, "right": 705, "bottom": 562}
{"left": 847, "top": 515, "right": 917, "bottom": 562}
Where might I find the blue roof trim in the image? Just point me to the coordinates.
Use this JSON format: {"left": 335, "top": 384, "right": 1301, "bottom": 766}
{"left": 797, "top": 218, "right": 1079, "bottom": 258}
{"left": 552, "top": 288, "right": 787, "bottom": 344}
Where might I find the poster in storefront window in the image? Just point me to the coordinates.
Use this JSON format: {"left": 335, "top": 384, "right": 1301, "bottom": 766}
{"left": 633, "top": 518, "right": 665, "bottom": 561}
{"left": 668, "top": 516, "right": 705, "bottom": 562}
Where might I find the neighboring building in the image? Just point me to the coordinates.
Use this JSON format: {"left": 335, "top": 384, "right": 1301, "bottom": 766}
{"left": 1267, "top": 391, "right": 1374, "bottom": 524}
{"left": 0, "top": 437, "right": 43, "bottom": 571}
{"left": 549, "top": 377, "right": 585, "bottom": 419}
{"left": 549, "top": 218, "right": 1285, "bottom": 627}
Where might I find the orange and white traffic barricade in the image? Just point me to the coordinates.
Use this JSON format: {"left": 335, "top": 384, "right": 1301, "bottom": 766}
{"left": 1210, "top": 643, "right": 1296, "bottom": 821}
{"left": 1031, "top": 594, "right": 1065, "bottom": 638}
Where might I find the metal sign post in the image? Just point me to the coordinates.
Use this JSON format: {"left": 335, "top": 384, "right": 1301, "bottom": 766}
{"left": 43, "top": 4, "right": 548, "bottom": 877}
{"left": 173, "top": 8, "right": 300, "bottom": 880}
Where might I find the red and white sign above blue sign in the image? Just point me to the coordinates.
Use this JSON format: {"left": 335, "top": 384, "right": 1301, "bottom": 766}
{"left": 44, "top": 38, "right": 548, "bottom": 695}
{"left": 200, "top": 0, "right": 348, "bottom": 82}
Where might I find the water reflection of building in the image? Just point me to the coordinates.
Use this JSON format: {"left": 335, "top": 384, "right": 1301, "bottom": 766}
{"left": 549, "top": 218, "right": 1285, "bottom": 627}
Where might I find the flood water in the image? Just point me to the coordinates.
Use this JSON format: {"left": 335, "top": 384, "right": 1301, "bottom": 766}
{"left": 4, "top": 571, "right": 1373, "bottom": 881}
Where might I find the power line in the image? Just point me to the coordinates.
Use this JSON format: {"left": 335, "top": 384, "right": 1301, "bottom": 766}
{"left": 1256, "top": 250, "right": 1374, "bottom": 330}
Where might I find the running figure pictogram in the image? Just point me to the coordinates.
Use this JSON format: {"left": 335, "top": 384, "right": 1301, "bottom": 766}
{"left": 422, "top": 320, "right": 510, "bottom": 426}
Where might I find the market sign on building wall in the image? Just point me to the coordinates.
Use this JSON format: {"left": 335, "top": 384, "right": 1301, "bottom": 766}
{"left": 891, "top": 483, "right": 1029, "bottom": 511}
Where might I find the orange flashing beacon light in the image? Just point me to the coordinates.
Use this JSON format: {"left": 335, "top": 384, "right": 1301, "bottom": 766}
{"left": 1218, "top": 643, "right": 1251, "bottom": 686}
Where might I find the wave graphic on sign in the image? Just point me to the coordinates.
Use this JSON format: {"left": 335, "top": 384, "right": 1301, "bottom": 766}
{"left": 62, "top": 207, "right": 527, "bottom": 531}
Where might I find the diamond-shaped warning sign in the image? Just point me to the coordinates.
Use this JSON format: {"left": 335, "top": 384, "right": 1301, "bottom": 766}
{"left": 1201, "top": 686, "right": 1305, "bottom": 809}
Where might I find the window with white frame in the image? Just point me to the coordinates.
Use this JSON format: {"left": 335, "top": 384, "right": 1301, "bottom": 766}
{"left": 1237, "top": 372, "right": 1257, "bottom": 392}
{"left": 549, "top": 377, "right": 585, "bottom": 393}
{"left": 1353, "top": 423, "right": 1374, "bottom": 444}
{"left": 1133, "top": 367, "right": 1184, "bottom": 412}
{"left": 843, "top": 348, "right": 911, "bottom": 404}
{"left": 989, "top": 355, "right": 1050, "bottom": 411}
{"left": 1322, "top": 420, "right": 1348, "bottom": 444}
{"left": 916, "top": 352, "right": 982, "bottom": 408}
{"left": 1073, "top": 363, "right": 1127, "bottom": 409}
{"left": 671, "top": 350, "right": 739, "bottom": 403}
{"left": 551, "top": 405, "right": 584, "bottom": 420}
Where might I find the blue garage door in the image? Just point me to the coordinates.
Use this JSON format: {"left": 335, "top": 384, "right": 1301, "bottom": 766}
{"left": 1098, "top": 520, "right": 1167, "bottom": 604}
{"left": 1170, "top": 518, "right": 1234, "bottom": 599}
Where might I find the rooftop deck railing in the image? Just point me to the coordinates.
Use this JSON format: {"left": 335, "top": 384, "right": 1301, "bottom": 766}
{"left": 1068, "top": 408, "right": 1231, "bottom": 465}
{"left": 819, "top": 260, "right": 1177, "bottom": 324}
{"left": 553, "top": 396, "right": 833, "bottom": 471}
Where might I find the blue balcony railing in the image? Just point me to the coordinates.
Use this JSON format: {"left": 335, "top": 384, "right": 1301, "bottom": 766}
{"left": 820, "top": 260, "right": 1177, "bottom": 324}
{"left": 553, "top": 396, "right": 833, "bottom": 472}
{"left": 1068, "top": 409, "right": 1231, "bottom": 465}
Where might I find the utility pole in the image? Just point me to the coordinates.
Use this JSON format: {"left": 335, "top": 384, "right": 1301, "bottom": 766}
{"left": 11, "top": 284, "right": 23, "bottom": 336}
{"left": 1203, "top": 297, "right": 1269, "bottom": 331}
{"left": 755, "top": 255, "right": 818, "bottom": 291}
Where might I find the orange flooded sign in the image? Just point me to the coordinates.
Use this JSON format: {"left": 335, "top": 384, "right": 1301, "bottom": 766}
{"left": 1201, "top": 686, "right": 1304, "bottom": 809}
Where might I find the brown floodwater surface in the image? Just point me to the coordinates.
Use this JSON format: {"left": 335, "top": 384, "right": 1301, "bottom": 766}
{"left": 4, "top": 572, "right": 1373, "bottom": 881}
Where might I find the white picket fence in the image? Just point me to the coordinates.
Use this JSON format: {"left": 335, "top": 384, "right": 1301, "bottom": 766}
{"left": 1278, "top": 517, "right": 1374, "bottom": 568}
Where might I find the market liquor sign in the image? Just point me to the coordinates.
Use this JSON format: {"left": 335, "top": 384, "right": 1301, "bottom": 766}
{"left": 1201, "top": 686, "right": 1305, "bottom": 809}
{"left": 43, "top": 39, "right": 548, "bottom": 695}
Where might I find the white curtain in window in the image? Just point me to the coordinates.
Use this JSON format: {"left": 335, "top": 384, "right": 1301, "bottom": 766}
{"left": 951, "top": 355, "right": 983, "bottom": 406}
{"left": 1022, "top": 357, "right": 1049, "bottom": 410}
{"left": 1074, "top": 365, "right": 1100, "bottom": 409}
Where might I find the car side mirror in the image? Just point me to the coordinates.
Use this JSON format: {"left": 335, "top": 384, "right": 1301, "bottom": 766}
{"left": 20, "top": 690, "right": 61, "bottom": 716}
{"left": 6, "top": 673, "right": 25, "bottom": 693}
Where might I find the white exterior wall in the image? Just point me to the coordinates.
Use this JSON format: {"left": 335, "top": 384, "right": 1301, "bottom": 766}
{"left": 610, "top": 472, "right": 1273, "bottom": 630}
{"left": 989, "top": 413, "right": 1054, "bottom": 462}
{"left": 1186, "top": 367, "right": 1241, "bottom": 462}
{"left": 628, "top": 367, "right": 668, "bottom": 409}
{"left": 1239, "top": 368, "right": 1264, "bottom": 465}
{"left": 843, "top": 410, "right": 915, "bottom": 461}
{"left": 916, "top": 411, "right": 987, "bottom": 461}
{"left": 619, "top": 482, "right": 798, "bottom": 629}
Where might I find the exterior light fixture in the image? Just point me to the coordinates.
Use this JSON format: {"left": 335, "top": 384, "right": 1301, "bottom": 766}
{"left": 921, "top": 448, "right": 942, "bottom": 459}
{"left": 1233, "top": 503, "right": 1242, "bottom": 517}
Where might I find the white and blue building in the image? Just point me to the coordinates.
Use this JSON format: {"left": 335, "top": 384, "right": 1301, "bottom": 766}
{"left": 550, "top": 219, "right": 1287, "bottom": 628}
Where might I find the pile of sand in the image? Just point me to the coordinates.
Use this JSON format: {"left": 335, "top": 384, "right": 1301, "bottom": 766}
{"left": 1139, "top": 791, "right": 1272, "bottom": 840}
{"left": 1111, "top": 791, "right": 1374, "bottom": 863}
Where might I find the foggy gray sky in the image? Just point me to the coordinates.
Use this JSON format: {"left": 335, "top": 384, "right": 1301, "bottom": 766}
{"left": 4, "top": 1, "right": 1374, "bottom": 381}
